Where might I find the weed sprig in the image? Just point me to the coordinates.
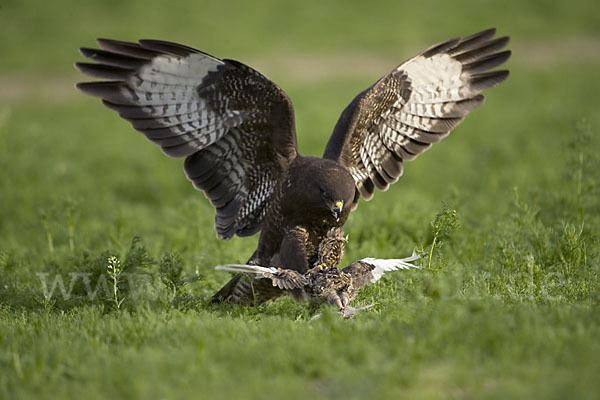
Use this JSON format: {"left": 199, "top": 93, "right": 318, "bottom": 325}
{"left": 428, "top": 204, "right": 461, "bottom": 269}
{"left": 106, "top": 256, "right": 124, "bottom": 310}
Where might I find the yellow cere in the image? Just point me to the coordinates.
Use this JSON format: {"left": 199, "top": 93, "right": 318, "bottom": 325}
{"left": 335, "top": 201, "right": 343, "bottom": 209}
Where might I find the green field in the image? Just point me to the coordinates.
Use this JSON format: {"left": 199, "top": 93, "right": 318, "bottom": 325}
{"left": 1, "top": 1, "right": 599, "bottom": 399}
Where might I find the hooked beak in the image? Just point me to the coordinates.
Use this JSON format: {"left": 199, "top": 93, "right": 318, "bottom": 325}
{"left": 331, "top": 201, "right": 343, "bottom": 221}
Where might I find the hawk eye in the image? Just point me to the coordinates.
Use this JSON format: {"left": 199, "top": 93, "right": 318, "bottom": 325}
{"left": 321, "top": 190, "right": 331, "bottom": 201}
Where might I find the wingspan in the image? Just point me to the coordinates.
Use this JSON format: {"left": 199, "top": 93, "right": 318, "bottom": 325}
{"left": 76, "top": 39, "right": 298, "bottom": 239}
{"left": 323, "top": 28, "right": 510, "bottom": 202}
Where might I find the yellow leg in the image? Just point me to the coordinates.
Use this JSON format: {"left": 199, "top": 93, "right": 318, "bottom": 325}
{"left": 309, "top": 263, "right": 328, "bottom": 272}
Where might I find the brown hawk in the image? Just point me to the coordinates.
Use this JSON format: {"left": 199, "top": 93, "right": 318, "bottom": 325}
{"left": 76, "top": 28, "right": 510, "bottom": 310}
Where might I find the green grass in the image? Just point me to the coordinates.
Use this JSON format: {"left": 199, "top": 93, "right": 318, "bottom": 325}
{"left": 1, "top": 0, "right": 600, "bottom": 399}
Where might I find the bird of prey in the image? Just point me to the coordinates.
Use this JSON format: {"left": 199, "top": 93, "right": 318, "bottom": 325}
{"left": 76, "top": 28, "right": 510, "bottom": 309}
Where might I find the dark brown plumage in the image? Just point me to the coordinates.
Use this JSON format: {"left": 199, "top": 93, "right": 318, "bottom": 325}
{"left": 76, "top": 28, "right": 510, "bottom": 309}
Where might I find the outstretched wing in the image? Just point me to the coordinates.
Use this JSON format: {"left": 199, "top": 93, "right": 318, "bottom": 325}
{"left": 323, "top": 28, "right": 510, "bottom": 202}
{"left": 342, "top": 251, "right": 421, "bottom": 290}
{"left": 76, "top": 39, "right": 298, "bottom": 239}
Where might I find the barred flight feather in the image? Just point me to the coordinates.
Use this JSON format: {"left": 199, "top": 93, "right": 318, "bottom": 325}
{"left": 78, "top": 38, "right": 297, "bottom": 239}
{"left": 324, "top": 28, "right": 510, "bottom": 205}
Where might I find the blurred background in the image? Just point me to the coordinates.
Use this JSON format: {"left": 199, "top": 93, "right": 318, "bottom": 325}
{"left": 1, "top": 0, "right": 599, "bottom": 260}
{"left": 1, "top": 0, "right": 599, "bottom": 255}
{"left": 1, "top": 1, "right": 599, "bottom": 399}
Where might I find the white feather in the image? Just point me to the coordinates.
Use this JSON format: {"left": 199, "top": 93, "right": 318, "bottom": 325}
{"left": 140, "top": 53, "right": 222, "bottom": 85}
{"left": 360, "top": 250, "right": 421, "bottom": 283}
{"left": 214, "top": 264, "right": 277, "bottom": 276}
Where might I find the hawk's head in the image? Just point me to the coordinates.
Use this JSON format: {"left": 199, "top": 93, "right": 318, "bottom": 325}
{"left": 320, "top": 191, "right": 344, "bottom": 222}
{"left": 283, "top": 156, "right": 355, "bottom": 225}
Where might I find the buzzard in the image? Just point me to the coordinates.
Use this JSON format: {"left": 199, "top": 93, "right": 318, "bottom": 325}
{"left": 76, "top": 28, "right": 510, "bottom": 309}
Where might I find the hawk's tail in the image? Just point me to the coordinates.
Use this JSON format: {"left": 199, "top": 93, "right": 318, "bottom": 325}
{"left": 211, "top": 273, "right": 244, "bottom": 303}
{"left": 211, "top": 273, "right": 284, "bottom": 305}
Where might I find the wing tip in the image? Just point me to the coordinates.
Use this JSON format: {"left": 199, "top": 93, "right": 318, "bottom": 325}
{"left": 462, "top": 49, "right": 512, "bottom": 74}
{"left": 357, "top": 178, "right": 375, "bottom": 200}
{"left": 75, "top": 80, "right": 123, "bottom": 98}
{"left": 75, "top": 62, "right": 131, "bottom": 80}
{"left": 467, "top": 27, "right": 497, "bottom": 40}
{"left": 138, "top": 39, "right": 201, "bottom": 56}
{"left": 75, "top": 81, "right": 99, "bottom": 96}
{"left": 470, "top": 69, "right": 510, "bottom": 90}
{"left": 96, "top": 37, "right": 138, "bottom": 47}
{"left": 78, "top": 47, "right": 96, "bottom": 58}
{"left": 422, "top": 37, "right": 461, "bottom": 58}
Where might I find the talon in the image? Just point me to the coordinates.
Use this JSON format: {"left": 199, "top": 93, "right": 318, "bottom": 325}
{"left": 340, "top": 292, "right": 349, "bottom": 308}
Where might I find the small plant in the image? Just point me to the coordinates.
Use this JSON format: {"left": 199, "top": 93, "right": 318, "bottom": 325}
{"left": 0, "top": 250, "right": 7, "bottom": 270}
{"left": 159, "top": 253, "right": 185, "bottom": 299}
{"left": 36, "top": 295, "right": 56, "bottom": 313}
{"left": 567, "top": 120, "right": 591, "bottom": 197}
{"left": 123, "top": 236, "right": 154, "bottom": 272}
{"left": 106, "top": 256, "right": 124, "bottom": 310}
{"left": 559, "top": 221, "right": 587, "bottom": 276}
{"left": 565, "top": 119, "right": 598, "bottom": 222}
{"left": 159, "top": 252, "right": 204, "bottom": 309}
{"left": 39, "top": 208, "right": 54, "bottom": 254}
{"left": 63, "top": 196, "right": 81, "bottom": 253}
{"left": 428, "top": 204, "right": 461, "bottom": 269}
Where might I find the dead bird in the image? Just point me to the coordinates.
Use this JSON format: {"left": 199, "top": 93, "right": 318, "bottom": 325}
{"left": 215, "top": 250, "right": 421, "bottom": 316}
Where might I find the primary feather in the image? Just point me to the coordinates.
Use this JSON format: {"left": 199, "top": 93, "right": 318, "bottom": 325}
{"left": 360, "top": 251, "right": 422, "bottom": 283}
{"left": 214, "top": 264, "right": 278, "bottom": 275}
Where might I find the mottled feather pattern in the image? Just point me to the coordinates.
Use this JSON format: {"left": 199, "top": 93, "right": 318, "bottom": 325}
{"left": 307, "top": 266, "right": 353, "bottom": 302}
{"left": 214, "top": 262, "right": 352, "bottom": 306}
{"left": 194, "top": 65, "right": 297, "bottom": 237}
{"left": 349, "top": 72, "right": 407, "bottom": 190}
{"left": 271, "top": 269, "right": 310, "bottom": 290}
{"left": 315, "top": 227, "right": 347, "bottom": 268}
{"left": 77, "top": 39, "right": 297, "bottom": 239}
{"left": 213, "top": 264, "right": 309, "bottom": 304}
{"left": 184, "top": 130, "right": 247, "bottom": 236}
{"left": 214, "top": 252, "right": 420, "bottom": 307}
{"left": 324, "top": 28, "right": 510, "bottom": 201}
{"left": 234, "top": 168, "right": 275, "bottom": 235}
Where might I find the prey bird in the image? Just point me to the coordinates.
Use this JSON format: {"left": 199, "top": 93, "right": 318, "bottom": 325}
{"left": 76, "top": 28, "right": 510, "bottom": 310}
{"left": 216, "top": 228, "right": 421, "bottom": 317}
